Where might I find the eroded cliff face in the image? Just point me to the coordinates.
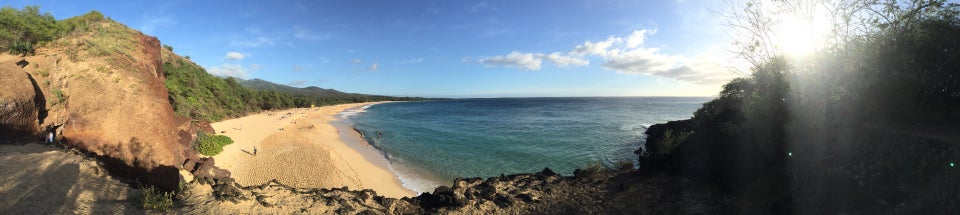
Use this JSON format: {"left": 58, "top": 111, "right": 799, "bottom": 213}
{"left": 0, "top": 63, "right": 42, "bottom": 142}
{"left": 0, "top": 20, "right": 216, "bottom": 192}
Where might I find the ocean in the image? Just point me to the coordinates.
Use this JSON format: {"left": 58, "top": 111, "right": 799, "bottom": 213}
{"left": 339, "top": 97, "right": 712, "bottom": 193}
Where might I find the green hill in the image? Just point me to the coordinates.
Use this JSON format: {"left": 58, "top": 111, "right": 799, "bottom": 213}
{"left": 161, "top": 52, "right": 428, "bottom": 122}
{"left": 237, "top": 78, "right": 424, "bottom": 104}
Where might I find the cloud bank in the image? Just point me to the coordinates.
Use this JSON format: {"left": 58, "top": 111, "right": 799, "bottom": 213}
{"left": 225, "top": 52, "right": 245, "bottom": 60}
{"left": 207, "top": 63, "right": 260, "bottom": 79}
{"left": 471, "top": 29, "right": 735, "bottom": 85}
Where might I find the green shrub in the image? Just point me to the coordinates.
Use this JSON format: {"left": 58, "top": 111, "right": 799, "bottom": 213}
{"left": 615, "top": 159, "right": 634, "bottom": 171}
{"left": 8, "top": 40, "right": 33, "bottom": 55}
{"left": 584, "top": 160, "right": 607, "bottom": 175}
{"left": 655, "top": 129, "right": 690, "bottom": 156}
{"left": 138, "top": 186, "right": 173, "bottom": 211}
{"left": 196, "top": 132, "right": 234, "bottom": 156}
{"left": 52, "top": 88, "right": 65, "bottom": 105}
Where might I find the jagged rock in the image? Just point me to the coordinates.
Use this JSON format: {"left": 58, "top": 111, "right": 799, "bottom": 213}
{"left": 192, "top": 157, "right": 230, "bottom": 184}
{"left": 211, "top": 180, "right": 246, "bottom": 203}
{"left": 539, "top": 167, "right": 557, "bottom": 177}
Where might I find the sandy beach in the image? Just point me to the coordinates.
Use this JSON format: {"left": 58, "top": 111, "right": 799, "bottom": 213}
{"left": 210, "top": 102, "right": 415, "bottom": 198}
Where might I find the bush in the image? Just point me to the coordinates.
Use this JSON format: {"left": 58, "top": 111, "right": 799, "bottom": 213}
{"left": 8, "top": 40, "right": 33, "bottom": 55}
{"left": 196, "top": 132, "right": 234, "bottom": 156}
{"left": 584, "top": 161, "right": 607, "bottom": 175}
{"left": 138, "top": 186, "right": 173, "bottom": 211}
{"left": 654, "top": 129, "right": 690, "bottom": 156}
{"left": 52, "top": 88, "right": 65, "bottom": 105}
{"left": 615, "top": 159, "right": 634, "bottom": 171}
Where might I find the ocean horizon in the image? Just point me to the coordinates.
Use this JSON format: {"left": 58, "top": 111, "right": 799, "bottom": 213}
{"left": 339, "top": 97, "right": 711, "bottom": 193}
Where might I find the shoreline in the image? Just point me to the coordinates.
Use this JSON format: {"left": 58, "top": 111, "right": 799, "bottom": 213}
{"left": 338, "top": 102, "right": 449, "bottom": 194}
{"left": 209, "top": 102, "right": 416, "bottom": 198}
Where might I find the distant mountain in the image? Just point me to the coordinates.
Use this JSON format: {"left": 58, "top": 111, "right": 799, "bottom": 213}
{"left": 237, "top": 79, "right": 352, "bottom": 97}
{"left": 237, "top": 78, "right": 428, "bottom": 103}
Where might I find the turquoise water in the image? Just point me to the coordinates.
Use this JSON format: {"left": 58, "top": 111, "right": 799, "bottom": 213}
{"left": 340, "top": 97, "right": 711, "bottom": 193}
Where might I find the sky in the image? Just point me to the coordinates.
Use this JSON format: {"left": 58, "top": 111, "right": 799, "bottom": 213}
{"left": 6, "top": 0, "right": 745, "bottom": 97}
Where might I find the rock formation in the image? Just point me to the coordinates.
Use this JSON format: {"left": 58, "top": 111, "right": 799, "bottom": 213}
{"left": 0, "top": 63, "right": 43, "bottom": 143}
{"left": 177, "top": 168, "right": 724, "bottom": 214}
{"left": 1, "top": 21, "right": 229, "bottom": 192}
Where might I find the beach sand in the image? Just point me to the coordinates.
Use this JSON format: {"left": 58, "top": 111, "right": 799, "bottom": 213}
{"left": 210, "top": 102, "right": 415, "bottom": 198}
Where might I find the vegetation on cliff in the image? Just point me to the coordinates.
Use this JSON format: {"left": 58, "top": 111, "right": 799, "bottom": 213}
{"left": 0, "top": 6, "right": 106, "bottom": 55}
{"left": 161, "top": 42, "right": 428, "bottom": 122}
{"left": 639, "top": 0, "right": 960, "bottom": 213}
{"left": 1, "top": 5, "right": 427, "bottom": 123}
{"left": 195, "top": 132, "right": 234, "bottom": 156}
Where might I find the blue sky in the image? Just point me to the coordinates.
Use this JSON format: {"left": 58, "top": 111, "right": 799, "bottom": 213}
{"left": 8, "top": 0, "right": 744, "bottom": 97}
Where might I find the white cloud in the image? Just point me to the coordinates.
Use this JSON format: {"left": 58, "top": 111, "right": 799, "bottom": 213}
{"left": 206, "top": 63, "right": 260, "bottom": 79}
{"left": 368, "top": 63, "right": 379, "bottom": 71}
{"left": 225, "top": 52, "right": 245, "bottom": 61}
{"left": 543, "top": 52, "right": 589, "bottom": 67}
{"left": 351, "top": 59, "right": 363, "bottom": 64}
{"left": 292, "top": 65, "right": 305, "bottom": 72}
{"left": 572, "top": 36, "right": 622, "bottom": 57}
{"left": 626, "top": 29, "right": 654, "bottom": 48}
{"left": 470, "top": 28, "right": 738, "bottom": 85}
{"left": 293, "top": 25, "right": 332, "bottom": 40}
{"left": 601, "top": 48, "right": 678, "bottom": 74}
{"left": 470, "top": 51, "right": 586, "bottom": 70}
{"left": 472, "top": 51, "right": 543, "bottom": 70}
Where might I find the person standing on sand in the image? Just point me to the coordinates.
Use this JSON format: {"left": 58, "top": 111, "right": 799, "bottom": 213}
{"left": 253, "top": 146, "right": 257, "bottom": 156}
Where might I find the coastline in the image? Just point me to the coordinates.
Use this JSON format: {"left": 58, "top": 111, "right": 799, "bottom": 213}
{"left": 209, "top": 102, "right": 415, "bottom": 198}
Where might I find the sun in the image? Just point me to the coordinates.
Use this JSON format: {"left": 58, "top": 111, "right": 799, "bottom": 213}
{"left": 768, "top": 4, "right": 835, "bottom": 57}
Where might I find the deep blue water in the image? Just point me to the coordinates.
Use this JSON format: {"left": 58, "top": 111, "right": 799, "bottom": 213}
{"left": 341, "top": 97, "right": 711, "bottom": 193}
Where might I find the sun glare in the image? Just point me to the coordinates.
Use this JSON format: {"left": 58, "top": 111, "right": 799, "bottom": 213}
{"left": 768, "top": 4, "right": 835, "bottom": 58}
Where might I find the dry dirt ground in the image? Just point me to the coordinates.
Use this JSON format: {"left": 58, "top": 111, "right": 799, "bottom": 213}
{"left": 0, "top": 143, "right": 146, "bottom": 214}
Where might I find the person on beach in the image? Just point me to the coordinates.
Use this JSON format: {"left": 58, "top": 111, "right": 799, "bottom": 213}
{"left": 253, "top": 146, "right": 257, "bottom": 155}
{"left": 377, "top": 130, "right": 383, "bottom": 139}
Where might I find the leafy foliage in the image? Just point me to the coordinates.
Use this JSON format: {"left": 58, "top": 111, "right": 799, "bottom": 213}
{"left": 0, "top": 6, "right": 58, "bottom": 54}
{"left": 163, "top": 50, "right": 429, "bottom": 122}
{"left": 0, "top": 6, "right": 105, "bottom": 55}
{"left": 8, "top": 40, "right": 32, "bottom": 55}
{"left": 52, "top": 88, "right": 65, "bottom": 105}
{"left": 138, "top": 186, "right": 174, "bottom": 211}
{"left": 195, "top": 132, "right": 234, "bottom": 156}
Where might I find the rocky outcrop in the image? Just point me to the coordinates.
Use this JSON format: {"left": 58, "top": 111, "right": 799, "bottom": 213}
{"left": 0, "top": 64, "right": 43, "bottom": 143}
{"left": 179, "top": 168, "right": 725, "bottom": 214}
{"left": 51, "top": 33, "right": 184, "bottom": 192}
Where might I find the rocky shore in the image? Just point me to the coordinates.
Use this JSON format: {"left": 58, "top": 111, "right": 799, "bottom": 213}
{"left": 177, "top": 167, "right": 724, "bottom": 214}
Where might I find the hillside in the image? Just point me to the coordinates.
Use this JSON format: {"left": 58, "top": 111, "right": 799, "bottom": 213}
{"left": 162, "top": 47, "right": 427, "bottom": 122}
{"left": 238, "top": 78, "right": 427, "bottom": 107}
{"left": 0, "top": 7, "right": 201, "bottom": 194}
